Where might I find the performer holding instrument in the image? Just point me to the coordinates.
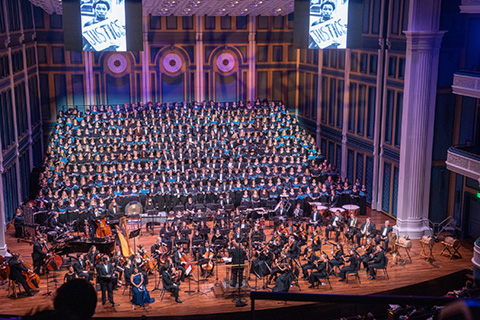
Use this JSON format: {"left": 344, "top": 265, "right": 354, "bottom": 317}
{"left": 8, "top": 253, "right": 37, "bottom": 296}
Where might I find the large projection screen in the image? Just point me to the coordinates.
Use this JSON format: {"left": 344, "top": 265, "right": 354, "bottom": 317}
{"left": 64, "top": 0, "right": 143, "bottom": 52}
{"left": 308, "top": 0, "right": 349, "bottom": 49}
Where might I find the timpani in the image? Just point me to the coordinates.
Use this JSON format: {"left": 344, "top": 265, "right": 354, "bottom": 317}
{"left": 329, "top": 207, "right": 345, "bottom": 215}
{"left": 342, "top": 204, "right": 360, "bottom": 219}
{"left": 317, "top": 205, "right": 328, "bottom": 218}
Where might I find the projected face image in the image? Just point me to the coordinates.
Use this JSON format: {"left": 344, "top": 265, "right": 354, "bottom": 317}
{"left": 308, "top": 0, "right": 348, "bottom": 49}
{"left": 81, "top": 0, "right": 127, "bottom": 52}
{"left": 320, "top": 3, "right": 334, "bottom": 21}
{"left": 85, "top": 1, "right": 109, "bottom": 26}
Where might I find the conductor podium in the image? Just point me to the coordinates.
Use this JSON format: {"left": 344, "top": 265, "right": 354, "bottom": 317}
{"left": 212, "top": 263, "right": 251, "bottom": 300}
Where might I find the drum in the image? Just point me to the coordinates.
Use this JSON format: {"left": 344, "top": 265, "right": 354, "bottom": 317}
{"left": 444, "top": 236, "right": 459, "bottom": 248}
{"left": 317, "top": 205, "right": 328, "bottom": 217}
{"left": 47, "top": 231, "right": 57, "bottom": 243}
{"left": 342, "top": 204, "right": 360, "bottom": 216}
{"left": 329, "top": 207, "right": 345, "bottom": 214}
{"left": 421, "top": 235, "right": 435, "bottom": 247}
{"left": 398, "top": 237, "right": 412, "bottom": 249}
{"left": 125, "top": 201, "right": 143, "bottom": 215}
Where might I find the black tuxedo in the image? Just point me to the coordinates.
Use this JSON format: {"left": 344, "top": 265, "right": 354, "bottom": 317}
{"left": 8, "top": 259, "right": 34, "bottom": 294}
{"left": 368, "top": 250, "right": 386, "bottom": 277}
{"left": 31, "top": 241, "right": 46, "bottom": 274}
{"left": 375, "top": 225, "right": 393, "bottom": 249}
{"left": 356, "top": 221, "right": 376, "bottom": 245}
{"left": 325, "top": 215, "right": 345, "bottom": 242}
{"left": 162, "top": 269, "right": 180, "bottom": 299}
{"left": 97, "top": 262, "right": 115, "bottom": 304}
{"left": 228, "top": 246, "right": 247, "bottom": 287}
{"left": 301, "top": 253, "right": 319, "bottom": 278}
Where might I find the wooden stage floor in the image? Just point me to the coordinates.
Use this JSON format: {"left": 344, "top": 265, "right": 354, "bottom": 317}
{"left": 0, "top": 209, "right": 474, "bottom": 318}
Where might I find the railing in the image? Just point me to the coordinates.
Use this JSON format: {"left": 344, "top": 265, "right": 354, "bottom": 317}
{"left": 249, "top": 291, "right": 479, "bottom": 320}
{"left": 446, "top": 146, "right": 480, "bottom": 186}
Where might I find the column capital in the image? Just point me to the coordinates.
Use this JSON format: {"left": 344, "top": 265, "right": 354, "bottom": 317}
{"left": 403, "top": 31, "right": 446, "bottom": 51}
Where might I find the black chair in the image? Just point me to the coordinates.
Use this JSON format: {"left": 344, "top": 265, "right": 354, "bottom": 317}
{"left": 345, "top": 260, "right": 361, "bottom": 284}
{"left": 374, "top": 256, "right": 389, "bottom": 279}
{"left": 315, "top": 274, "right": 332, "bottom": 289}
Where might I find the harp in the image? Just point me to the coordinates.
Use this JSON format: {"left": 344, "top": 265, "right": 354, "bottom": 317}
{"left": 116, "top": 216, "right": 134, "bottom": 258}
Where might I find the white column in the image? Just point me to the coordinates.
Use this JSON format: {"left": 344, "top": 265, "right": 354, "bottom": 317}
{"left": 142, "top": 16, "right": 151, "bottom": 103}
{"left": 396, "top": 0, "right": 444, "bottom": 238}
{"left": 295, "top": 50, "right": 300, "bottom": 118}
{"left": 195, "top": 16, "right": 204, "bottom": 102}
{"left": 84, "top": 52, "right": 94, "bottom": 106}
{"left": 0, "top": 163, "right": 7, "bottom": 256}
{"left": 247, "top": 16, "right": 256, "bottom": 103}
{"left": 341, "top": 49, "right": 351, "bottom": 179}
{"left": 316, "top": 49, "right": 322, "bottom": 147}
{"left": 0, "top": 125, "right": 6, "bottom": 255}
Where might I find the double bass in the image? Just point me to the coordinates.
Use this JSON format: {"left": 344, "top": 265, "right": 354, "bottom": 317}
{"left": 0, "top": 256, "right": 10, "bottom": 281}
{"left": 95, "top": 217, "right": 112, "bottom": 238}
{"left": 42, "top": 242, "right": 62, "bottom": 271}
{"left": 20, "top": 260, "right": 40, "bottom": 289}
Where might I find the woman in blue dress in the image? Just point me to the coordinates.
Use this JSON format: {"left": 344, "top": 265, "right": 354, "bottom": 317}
{"left": 130, "top": 267, "right": 155, "bottom": 309}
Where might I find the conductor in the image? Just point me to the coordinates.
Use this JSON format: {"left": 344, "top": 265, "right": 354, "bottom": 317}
{"left": 228, "top": 239, "right": 247, "bottom": 288}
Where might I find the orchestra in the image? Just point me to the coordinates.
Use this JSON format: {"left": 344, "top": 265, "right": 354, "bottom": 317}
{"left": 5, "top": 102, "right": 391, "bottom": 306}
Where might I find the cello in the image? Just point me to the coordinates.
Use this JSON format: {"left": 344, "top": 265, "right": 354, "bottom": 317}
{"left": 201, "top": 247, "right": 214, "bottom": 272}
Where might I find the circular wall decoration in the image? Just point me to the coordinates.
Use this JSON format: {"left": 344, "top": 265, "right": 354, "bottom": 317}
{"left": 216, "top": 53, "right": 235, "bottom": 73}
{"left": 163, "top": 53, "right": 183, "bottom": 74}
{"left": 107, "top": 54, "right": 128, "bottom": 74}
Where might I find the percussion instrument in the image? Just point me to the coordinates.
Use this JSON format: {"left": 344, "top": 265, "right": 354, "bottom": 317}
{"left": 421, "top": 235, "right": 435, "bottom": 247}
{"left": 420, "top": 235, "right": 435, "bottom": 262}
{"left": 329, "top": 207, "right": 345, "bottom": 214}
{"left": 440, "top": 236, "right": 462, "bottom": 260}
{"left": 342, "top": 204, "right": 360, "bottom": 215}
{"left": 398, "top": 236, "right": 412, "bottom": 249}
{"left": 125, "top": 201, "right": 143, "bottom": 215}
{"left": 47, "top": 231, "right": 58, "bottom": 243}
{"left": 317, "top": 205, "right": 328, "bottom": 217}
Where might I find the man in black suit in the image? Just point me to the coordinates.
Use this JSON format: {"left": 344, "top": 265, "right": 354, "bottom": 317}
{"left": 328, "top": 189, "right": 339, "bottom": 207}
{"left": 31, "top": 236, "right": 47, "bottom": 275}
{"left": 368, "top": 245, "right": 386, "bottom": 280}
{"left": 308, "top": 206, "right": 322, "bottom": 231}
{"left": 162, "top": 264, "right": 182, "bottom": 303}
{"left": 96, "top": 256, "right": 115, "bottom": 305}
{"left": 228, "top": 239, "right": 247, "bottom": 288}
{"left": 8, "top": 253, "right": 35, "bottom": 296}
{"left": 73, "top": 253, "right": 92, "bottom": 281}
{"left": 325, "top": 210, "right": 345, "bottom": 242}
{"left": 338, "top": 249, "right": 357, "bottom": 281}
{"left": 375, "top": 220, "right": 393, "bottom": 250}
{"left": 356, "top": 217, "right": 376, "bottom": 245}
{"left": 301, "top": 247, "right": 319, "bottom": 280}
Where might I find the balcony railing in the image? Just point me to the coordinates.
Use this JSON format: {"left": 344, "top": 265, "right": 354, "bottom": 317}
{"left": 452, "top": 71, "right": 480, "bottom": 99}
{"left": 446, "top": 146, "right": 480, "bottom": 186}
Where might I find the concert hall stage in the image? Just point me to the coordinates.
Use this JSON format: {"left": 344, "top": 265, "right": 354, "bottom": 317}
{"left": 0, "top": 210, "right": 474, "bottom": 320}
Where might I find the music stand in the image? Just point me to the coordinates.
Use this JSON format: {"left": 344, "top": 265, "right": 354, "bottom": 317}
{"left": 225, "top": 263, "right": 249, "bottom": 307}
{"left": 129, "top": 228, "right": 141, "bottom": 252}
